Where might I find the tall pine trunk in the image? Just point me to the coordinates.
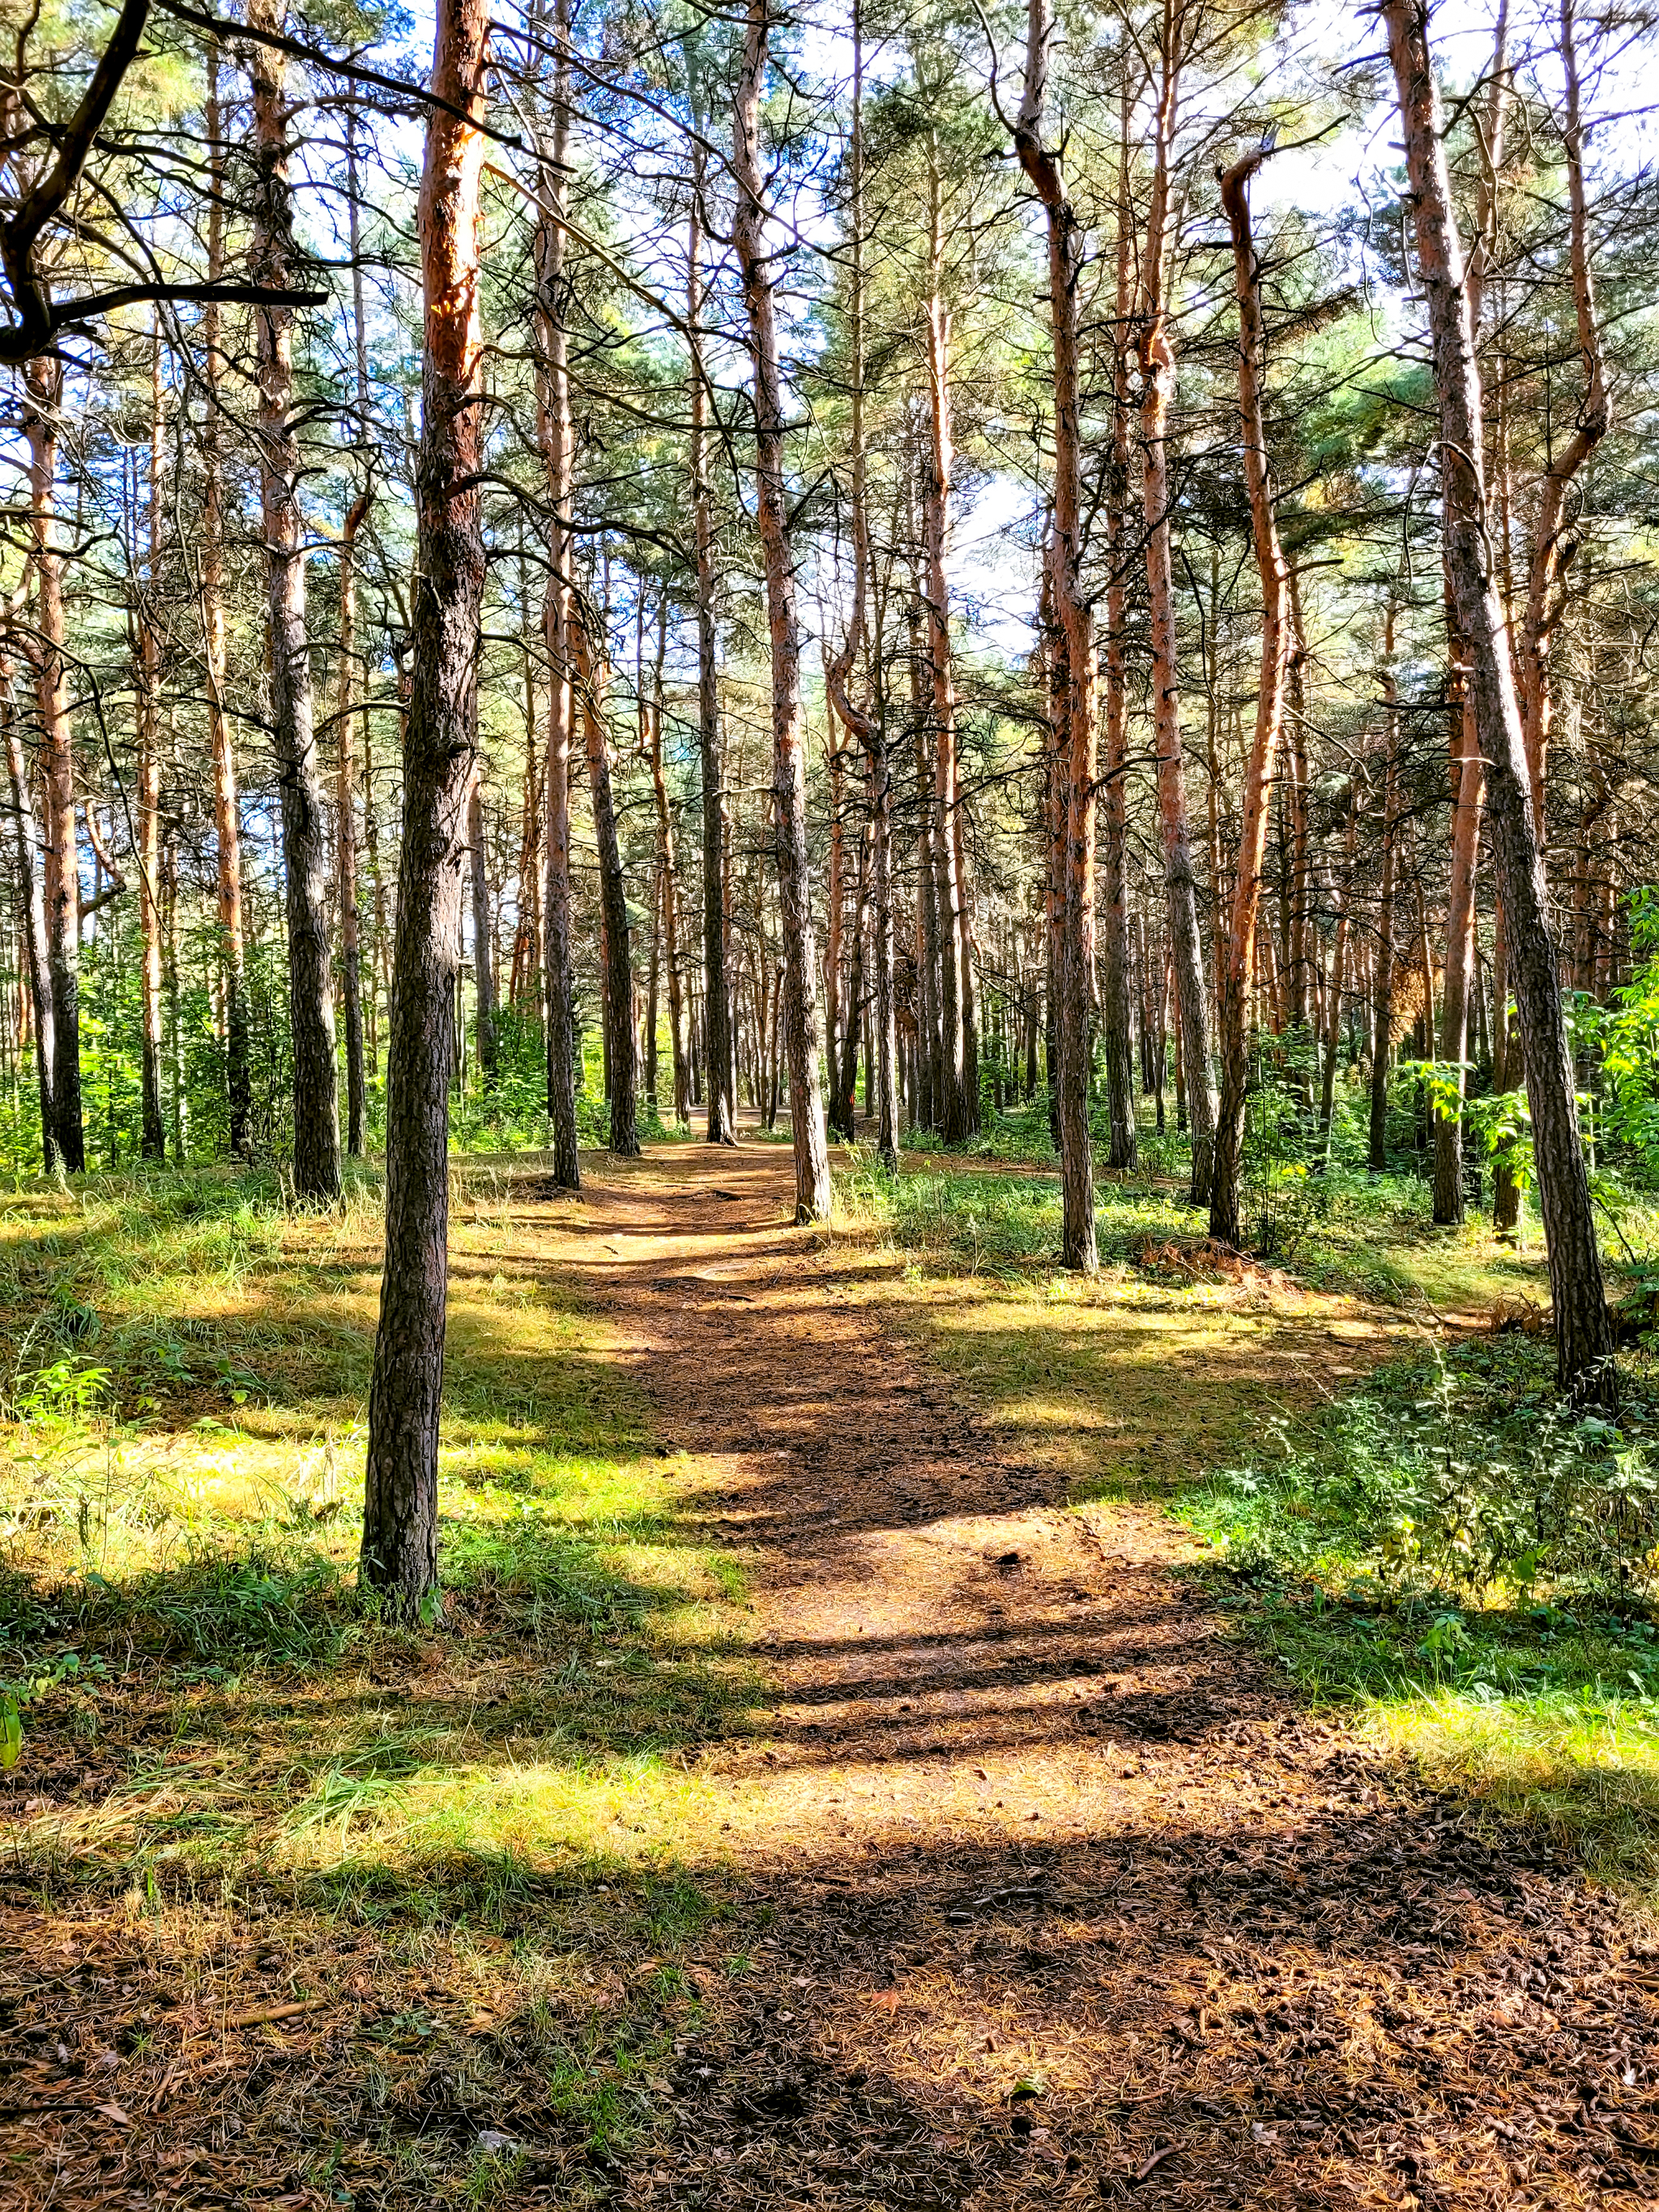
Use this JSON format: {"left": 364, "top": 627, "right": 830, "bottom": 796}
{"left": 922, "top": 136, "right": 970, "bottom": 1143}
{"left": 732, "top": 0, "right": 833, "bottom": 1222}
{"left": 137, "top": 326, "right": 166, "bottom": 1162}
{"left": 1098, "top": 85, "right": 1137, "bottom": 1173}
{"left": 249, "top": 0, "right": 340, "bottom": 1203}
{"left": 203, "top": 40, "right": 250, "bottom": 1157}
{"left": 363, "top": 0, "right": 490, "bottom": 1617}
{"left": 1384, "top": 0, "right": 1614, "bottom": 1404}
{"left": 1210, "top": 155, "right": 1290, "bottom": 1248}
{"left": 533, "top": 0, "right": 581, "bottom": 1187}
{"left": 23, "top": 356, "right": 83, "bottom": 1171}
{"left": 574, "top": 620, "right": 638, "bottom": 1156}
{"left": 1014, "top": 0, "right": 1096, "bottom": 1269}
{"left": 689, "top": 154, "right": 736, "bottom": 1146}
{"left": 1137, "top": 24, "right": 1216, "bottom": 1206}
{"left": 0, "top": 642, "right": 53, "bottom": 1165}
{"left": 337, "top": 105, "right": 373, "bottom": 1157}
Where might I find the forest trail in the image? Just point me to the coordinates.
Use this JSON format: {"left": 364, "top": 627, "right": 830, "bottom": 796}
{"left": 544, "top": 1139, "right": 1659, "bottom": 2211}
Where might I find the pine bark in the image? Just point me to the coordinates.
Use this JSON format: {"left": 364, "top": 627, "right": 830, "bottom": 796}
{"left": 203, "top": 40, "right": 250, "bottom": 1158}
{"left": 689, "top": 155, "right": 736, "bottom": 1146}
{"left": 1098, "top": 87, "right": 1137, "bottom": 1173}
{"left": 249, "top": 0, "right": 340, "bottom": 1203}
{"left": 363, "top": 0, "right": 490, "bottom": 1617}
{"left": 574, "top": 620, "right": 638, "bottom": 1156}
{"left": 1137, "top": 24, "right": 1217, "bottom": 1206}
{"left": 1210, "top": 154, "right": 1291, "bottom": 1248}
{"left": 922, "top": 136, "right": 970, "bottom": 1143}
{"left": 732, "top": 0, "right": 833, "bottom": 1221}
{"left": 1014, "top": 0, "right": 1096, "bottom": 1270}
{"left": 1385, "top": 0, "right": 1614, "bottom": 1400}
{"left": 23, "top": 356, "right": 83, "bottom": 1171}
{"left": 138, "top": 326, "right": 165, "bottom": 1162}
{"left": 468, "top": 765, "right": 497, "bottom": 1086}
{"left": 337, "top": 106, "right": 373, "bottom": 1157}
{"left": 0, "top": 641, "right": 53, "bottom": 1165}
{"left": 533, "top": 0, "right": 581, "bottom": 1187}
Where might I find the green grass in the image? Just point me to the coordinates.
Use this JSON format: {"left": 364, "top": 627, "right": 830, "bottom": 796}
{"left": 0, "top": 1155, "right": 763, "bottom": 2204}
{"left": 842, "top": 1097, "right": 1659, "bottom": 1899}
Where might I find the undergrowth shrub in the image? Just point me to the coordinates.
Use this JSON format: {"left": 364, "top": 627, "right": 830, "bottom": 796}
{"left": 1192, "top": 1340, "right": 1659, "bottom": 1610}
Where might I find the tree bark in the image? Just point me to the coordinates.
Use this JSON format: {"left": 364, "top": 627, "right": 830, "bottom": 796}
{"left": 0, "top": 636, "right": 53, "bottom": 1165}
{"left": 922, "top": 133, "right": 970, "bottom": 1144}
{"left": 22, "top": 356, "right": 83, "bottom": 1171}
{"left": 732, "top": 0, "right": 833, "bottom": 1223}
{"left": 249, "top": 0, "right": 340, "bottom": 1203}
{"left": 532, "top": 0, "right": 581, "bottom": 1187}
{"left": 1137, "top": 15, "right": 1217, "bottom": 1207}
{"left": 1210, "top": 154, "right": 1291, "bottom": 1248}
{"left": 468, "top": 763, "right": 497, "bottom": 1086}
{"left": 821, "top": 13, "right": 898, "bottom": 1171}
{"left": 1433, "top": 632, "right": 1484, "bottom": 1223}
{"left": 574, "top": 617, "right": 638, "bottom": 1156}
{"left": 1516, "top": 0, "right": 1610, "bottom": 834}
{"left": 644, "top": 625, "right": 689, "bottom": 1123}
{"left": 203, "top": 40, "right": 250, "bottom": 1159}
{"left": 688, "top": 151, "right": 735, "bottom": 1147}
{"left": 1014, "top": 0, "right": 1096, "bottom": 1270}
{"left": 336, "top": 104, "right": 373, "bottom": 1157}
{"left": 362, "top": 0, "right": 489, "bottom": 1618}
{"left": 1098, "top": 83, "right": 1137, "bottom": 1173}
{"left": 1385, "top": 0, "right": 1614, "bottom": 1400}
{"left": 137, "top": 323, "right": 165, "bottom": 1162}
{"left": 1370, "top": 639, "right": 1399, "bottom": 1174}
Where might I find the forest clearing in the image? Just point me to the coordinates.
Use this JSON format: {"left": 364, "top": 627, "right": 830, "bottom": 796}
{"left": 2, "top": 1130, "right": 1659, "bottom": 2209}
{"left": 5, "top": 0, "right": 1659, "bottom": 2201}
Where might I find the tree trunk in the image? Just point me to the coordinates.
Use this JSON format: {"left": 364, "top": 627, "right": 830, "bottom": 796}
{"left": 689, "top": 153, "right": 735, "bottom": 1147}
{"left": 1385, "top": 0, "right": 1614, "bottom": 1403}
{"left": 824, "top": 725, "right": 847, "bottom": 1136}
{"left": 1370, "top": 642, "right": 1399, "bottom": 1173}
{"left": 135, "top": 321, "right": 167, "bottom": 1164}
{"left": 203, "top": 40, "right": 250, "bottom": 1159}
{"left": 249, "top": 0, "right": 340, "bottom": 1204}
{"left": 1320, "top": 783, "right": 1358, "bottom": 1137}
{"left": 1210, "top": 154, "right": 1291, "bottom": 1248}
{"left": 362, "top": 0, "right": 489, "bottom": 1619}
{"left": 820, "top": 22, "right": 897, "bottom": 1173}
{"left": 468, "top": 765, "right": 497, "bottom": 1087}
{"left": 23, "top": 356, "right": 83, "bottom": 1172}
{"left": 1433, "top": 633, "right": 1484, "bottom": 1223}
{"left": 1014, "top": 0, "right": 1096, "bottom": 1270}
{"left": 1098, "top": 83, "right": 1137, "bottom": 1173}
{"left": 575, "top": 619, "right": 638, "bottom": 1156}
{"left": 732, "top": 0, "right": 833, "bottom": 1223}
{"left": 1137, "top": 24, "right": 1216, "bottom": 1208}
{"left": 922, "top": 135, "right": 970, "bottom": 1144}
{"left": 533, "top": 0, "right": 581, "bottom": 1188}
{"left": 1517, "top": 0, "right": 1610, "bottom": 836}
{"left": 337, "top": 104, "right": 373, "bottom": 1157}
{"left": 644, "top": 615, "right": 689, "bottom": 1122}
{"left": 0, "top": 642, "right": 53, "bottom": 1166}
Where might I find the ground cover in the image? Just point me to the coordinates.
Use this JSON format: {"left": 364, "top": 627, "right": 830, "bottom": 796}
{"left": 2, "top": 1137, "right": 1658, "bottom": 2210}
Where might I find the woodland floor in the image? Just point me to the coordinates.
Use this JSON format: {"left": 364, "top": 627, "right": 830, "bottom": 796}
{"left": 4, "top": 1136, "right": 1659, "bottom": 2210}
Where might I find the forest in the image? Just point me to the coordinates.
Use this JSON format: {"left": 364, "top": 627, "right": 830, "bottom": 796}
{"left": 2, "top": 0, "right": 1659, "bottom": 2202}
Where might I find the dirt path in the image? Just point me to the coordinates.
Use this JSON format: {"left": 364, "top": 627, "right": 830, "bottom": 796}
{"left": 550, "top": 1140, "right": 1659, "bottom": 2211}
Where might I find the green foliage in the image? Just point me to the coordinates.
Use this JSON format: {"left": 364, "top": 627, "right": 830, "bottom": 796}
{"left": 1189, "top": 1340, "right": 1658, "bottom": 1609}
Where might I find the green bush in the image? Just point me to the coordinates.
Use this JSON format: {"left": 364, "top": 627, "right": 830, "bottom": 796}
{"left": 1191, "top": 1341, "right": 1658, "bottom": 1609}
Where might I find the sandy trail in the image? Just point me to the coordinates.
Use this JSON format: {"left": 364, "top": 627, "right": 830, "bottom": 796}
{"left": 542, "top": 1137, "right": 1659, "bottom": 2211}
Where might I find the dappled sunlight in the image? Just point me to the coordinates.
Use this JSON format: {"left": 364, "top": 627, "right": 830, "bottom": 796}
{"left": 2, "top": 1144, "right": 1656, "bottom": 2210}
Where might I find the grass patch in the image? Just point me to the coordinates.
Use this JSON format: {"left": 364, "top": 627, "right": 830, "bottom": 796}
{"left": 0, "top": 1157, "right": 759, "bottom": 2202}
{"left": 841, "top": 1107, "right": 1659, "bottom": 1896}
{"left": 1182, "top": 1334, "right": 1659, "bottom": 1894}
